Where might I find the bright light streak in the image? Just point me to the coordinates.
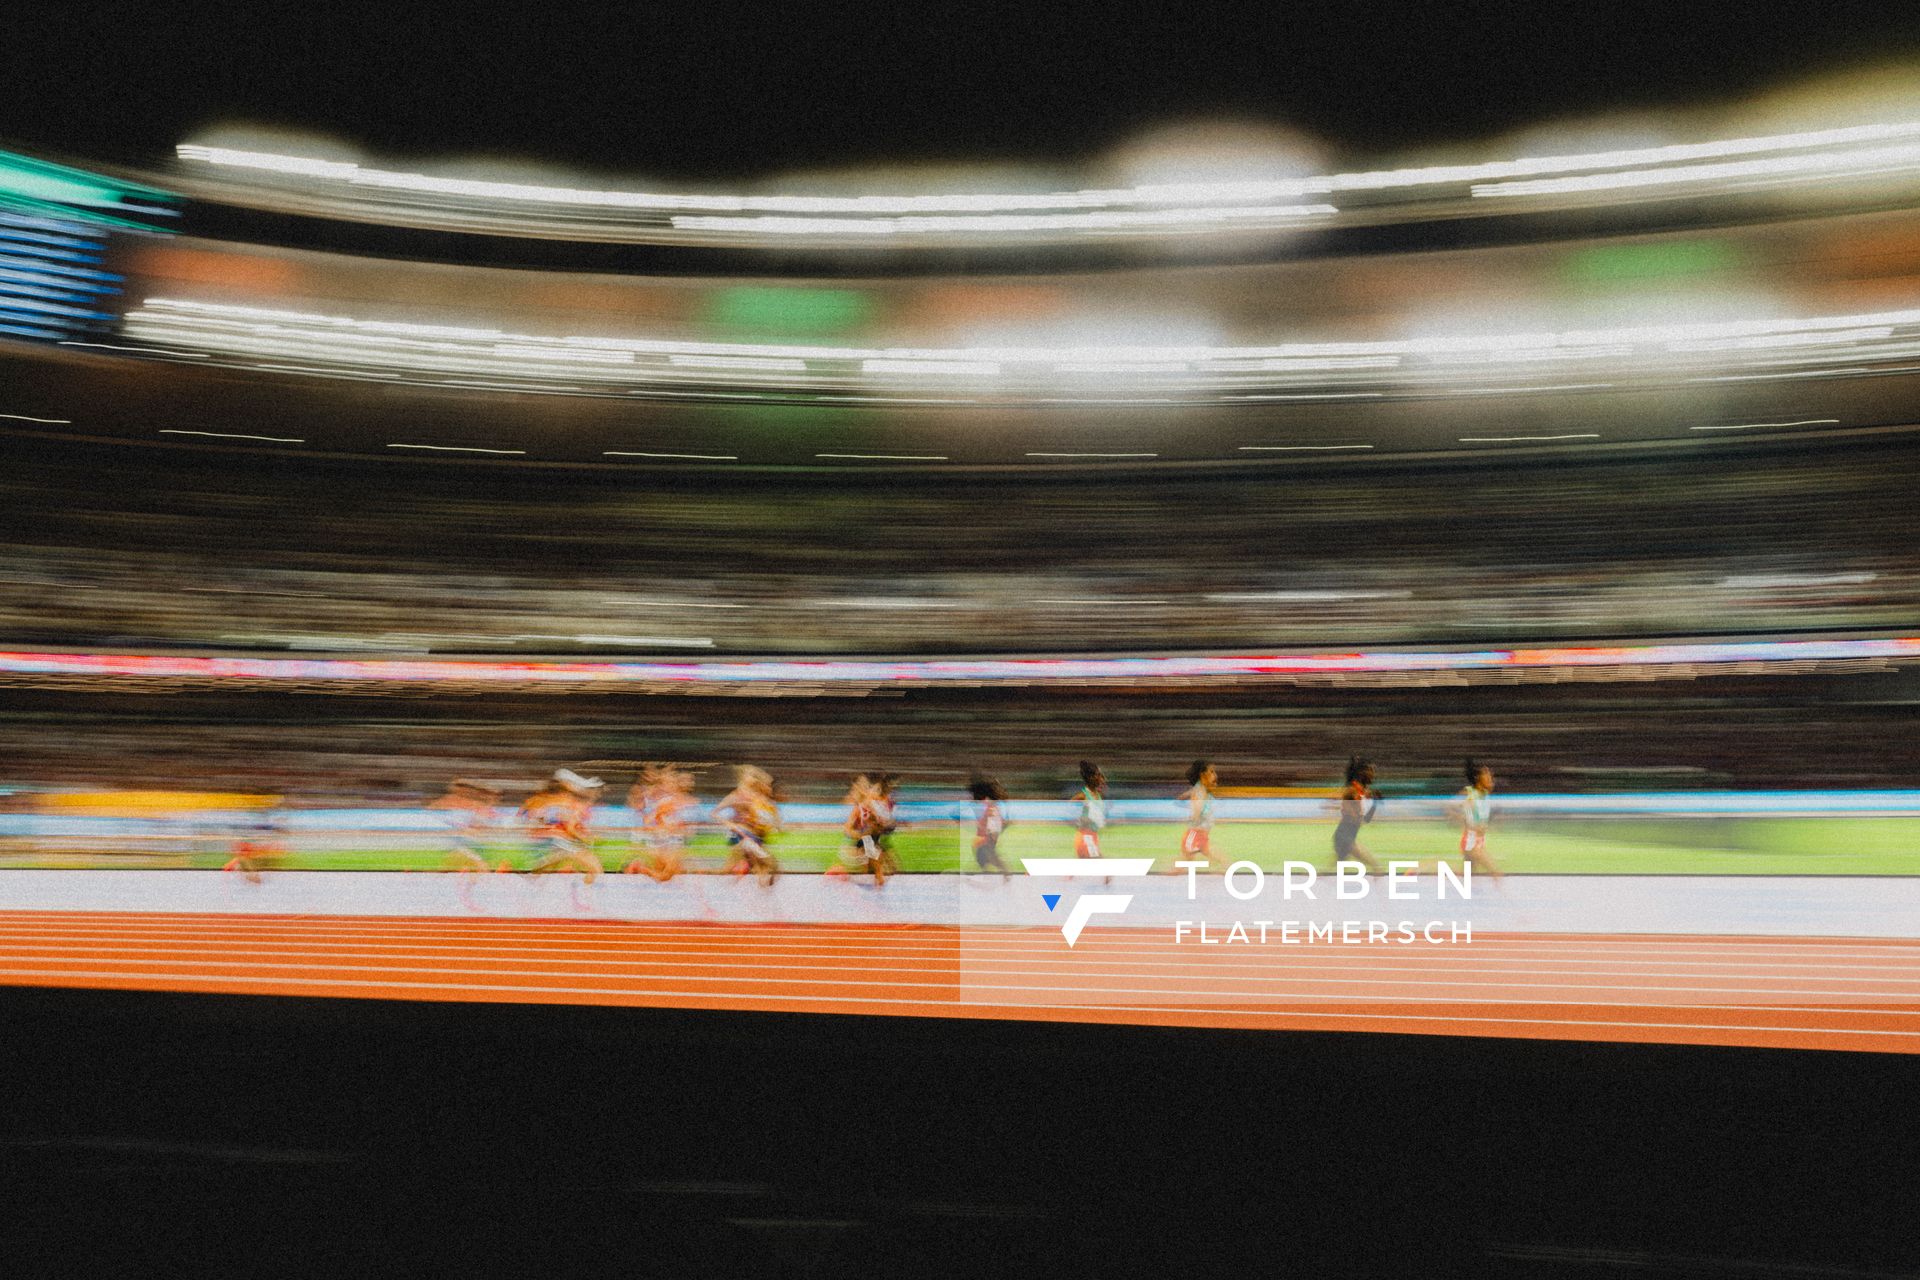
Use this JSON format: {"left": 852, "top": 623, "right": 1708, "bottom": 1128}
{"left": 1668, "top": 328, "right": 1893, "bottom": 353}
{"left": 493, "top": 343, "right": 633, "bottom": 364}
{"left": 385, "top": 443, "right": 527, "bottom": 455}
{"left": 1024, "top": 451, "right": 1160, "bottom": 458}
{"left": 602, "top": 450, "right": 740, "bottom": 460}
{"left": 255, "top": 364, "right": 400, "bottom": 378}
{"left": 1472, "top": 140, "right": 1920, "bottom": 197}
{"left": 573, "top": 635, "right": 717, "bottom": 648}
{"left": 814, "top": 452, "right": 949, "bottom": 461}
{"left": 668, "top": 204, "right": 1338, "bottom": 236}
{"left": 1457, "top": 433, "right": 1602, "bottom": 442}
{"left": 861, "top": 359, "right": 1001, "bottom": 376}
{"left": 1207, "top": 356, "right": 1402, "bottom": 372}
{"left": 667, "top": 354, "right": 807, "bottom": 372}
{"left": 1237, "top": 444, "right": 1375, "bottom": 451}
{"left": 1445, "top": 384, "right": 1615, "bottom": 395}
{"left": 158, "top": 429, "right": 304, "bottom": 443}
{"left": 1688, "top": 419, "right": 1840, "bottom": 431}
{"left": 117, "top": 296, "right": 1920, "bottom": 404}
{"left": 1205, "top": 591, "right": 1414, "bottom": 601}
{"left": 0, "top": 411, "right": 71, "bottom": 423}
{"left": 1719, "top": 573, "right": 1877, "bottom": 588}
{"left": 59, "top": 341, "right": 206, "bottom": 358}
{"left": 178, "top": 119, "right": 1920, "bottom": 218}
{"left": 1053, "top": 362, "right": 1190, "bottom": 374}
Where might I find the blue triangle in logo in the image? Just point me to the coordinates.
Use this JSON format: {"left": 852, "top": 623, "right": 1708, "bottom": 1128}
{"left": 1042, "top": 894, "right": 1061, "bottom": 911}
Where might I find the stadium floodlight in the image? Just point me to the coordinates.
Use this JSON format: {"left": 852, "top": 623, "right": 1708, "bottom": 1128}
{"left": 116, "top": 294, "right": 1920, "bottom": 402}
{"left": 178, "top": 120, "right": 1920, "bottom": 213}
{"left": 167, "top": 118, "right": 1920, "bottom": 244}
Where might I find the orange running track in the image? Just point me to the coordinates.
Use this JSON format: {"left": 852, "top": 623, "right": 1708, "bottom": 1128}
{"left": 0, "top": 911, "right": 1916, "bottom": 1053}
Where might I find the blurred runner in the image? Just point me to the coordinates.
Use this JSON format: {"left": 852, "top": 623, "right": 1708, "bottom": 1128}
{"left": 969, "top": 775, "right": 1011, "bottom": 879}
{"left": 1180, "top": 760, "right": 1217, "bottom": 869}
{"left": 871, "top": 774, "right": 903, "bottom": 878}
{"left": 222, "top": 808, "right": 290, "bottom": 883}
{"left": 1074, "top": 761, "right": 1111, "bottom": 885}
{"left": 716, "top": 765, "right": 780, "bottom": 886}
{"left": 522, "top": 769, "right": 605, "bottom": 903}
{"left": 1332, "top": 756, "right": 1386, "bottom": 876}
{"left": 625, "top": 765, "right": 694, "bottom": 881}
{"left": 1445, "top": 759, "right": 1504, "bottom": 884}
{"left": 428, "top": 779, "right": 500, "bottom": 876}
{"left": 835, "top": 775, "right": 888, "bottom": 885}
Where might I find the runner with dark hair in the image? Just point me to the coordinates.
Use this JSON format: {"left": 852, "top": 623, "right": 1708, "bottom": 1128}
{"left": 969, "top": 774, "right": 1011, "bottom": 879}
{"left": 1447, "top": 758, "right": 1504, "bottom": 884}
{"left": 1180, "top": 759, "right": 1217, "bottom": 868}
{"left": 1074, "top": 761, "right": 1111, "bottom": 885}
{"left": 1332, "top": 756, "right": 1386, "bottom": 876}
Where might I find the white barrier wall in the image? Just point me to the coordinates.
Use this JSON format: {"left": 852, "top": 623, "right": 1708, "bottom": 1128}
{"left": 2, "top": 870, "right": 1917, "bottom": 938}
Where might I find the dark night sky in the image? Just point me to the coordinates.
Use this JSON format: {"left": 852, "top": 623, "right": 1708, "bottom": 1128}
{"left": 10, "top": 3, "right": 1920, "bottom": 180}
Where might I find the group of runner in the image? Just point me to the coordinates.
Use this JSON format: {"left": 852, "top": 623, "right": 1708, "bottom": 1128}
{"left": 401, "top": 754, "right": 1504, "bottom": 887}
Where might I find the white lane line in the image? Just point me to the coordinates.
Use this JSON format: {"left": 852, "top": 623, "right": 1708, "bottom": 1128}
{"left": 1024, "top": 451, "right": 1160, "bottom": 459}
{"left": 1236, "top": 444, "right": 1375, "bottom": 451}
{"left": 7, "top": 922, "right": 1917, "bottom": 970}
{"left": 11, "top": 927, "right": 1919, "bottom": 976}
{"left": 7, "top": 934, "right": 1918, "bottom": 985}
{"left": 386, "top": 443, "right": 527, "bottom": 454}
{"left": 4, "top": 951, "right": 1916, "bottom": 1014}
{"left": 0, "top": 968, "right": 1913, "bottom": 1040}
{"left": 5, "top": 942, "right": 1915, "bottom": 1002}
{"left": 1458, "top": 433, "right": 1601, "bottom": 442}
{"left": 1689, "top": 418, "right": 1840, "bottom": 432}
{"left": 12, "top": 918, "right": 1919, "bottom": 963}
{"left": 603, "top": 450, "right": 739, "bottom": 460}
{"left": 20, "top": 936, "right": 1918, "bottom": 986}
{"left": 0, "top": 412, "right": 72, "bottom": 423}
{"left": 159, "top": 429, "right": 304, "bottom": 443}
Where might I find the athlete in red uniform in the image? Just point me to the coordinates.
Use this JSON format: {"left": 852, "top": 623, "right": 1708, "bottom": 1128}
{"left": 970, "top": 775, "right": 1011, "bottom": 879}
{"left": 1179, "top": 760, "right": 1217, "bottom": 866}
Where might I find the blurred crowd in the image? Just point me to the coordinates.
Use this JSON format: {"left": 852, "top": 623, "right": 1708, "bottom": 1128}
{"left": 0, "top": 438, "right": 1913, "bottom": 656}
{"left": 0, "top": 679, "right": 1906, "bottom": 801}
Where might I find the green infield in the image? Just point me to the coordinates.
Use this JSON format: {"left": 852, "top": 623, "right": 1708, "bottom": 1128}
{"left": 99, "top": 815, "right": 1920, "bottom": 875}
